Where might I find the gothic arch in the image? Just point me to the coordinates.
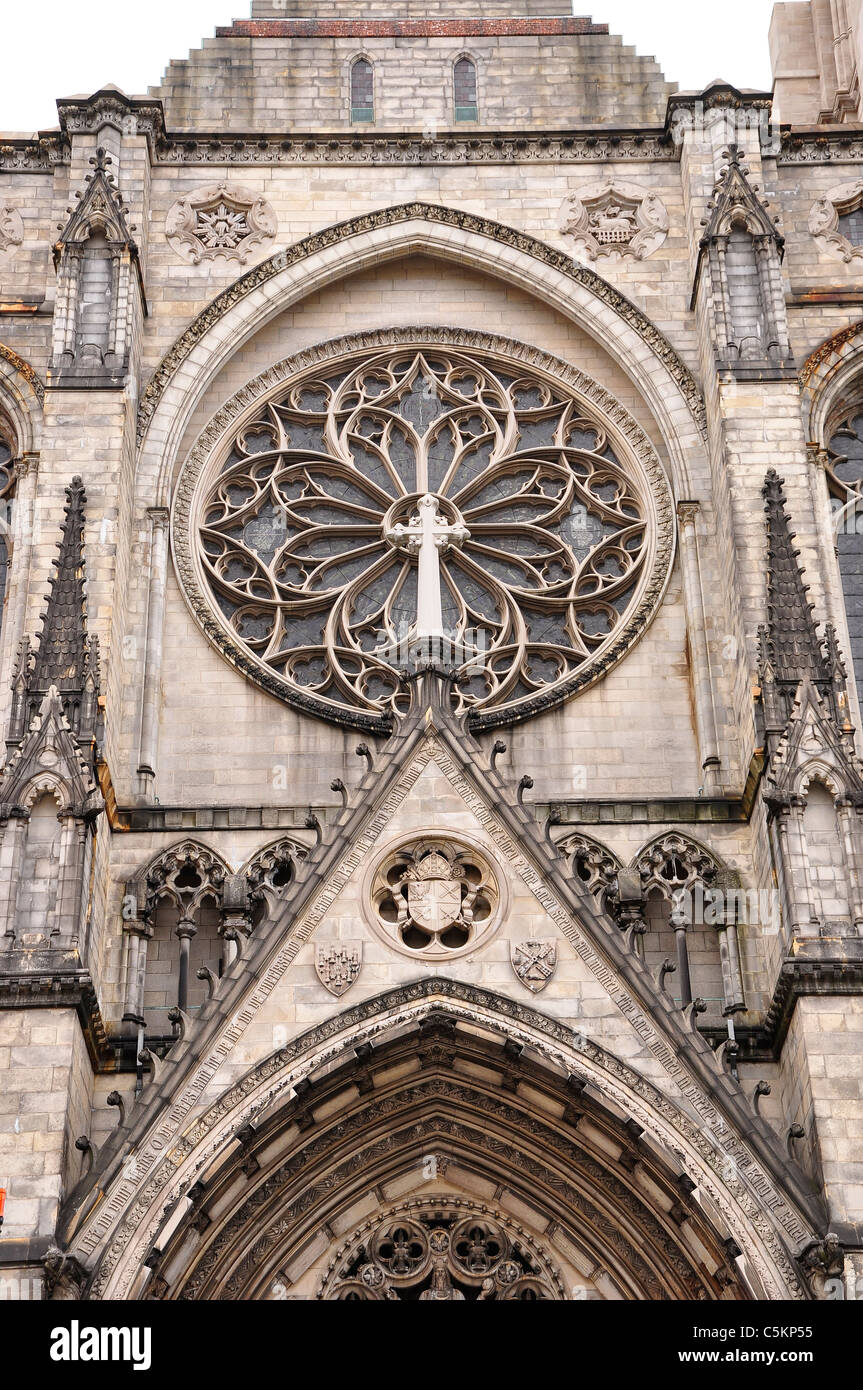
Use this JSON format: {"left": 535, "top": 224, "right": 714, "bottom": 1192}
{"left": 134, "top": 203, "right": 707, "bottom": 511}
{"left": 799, "top": 318, "right": 863, "bottom": 444}
{"left": 63, "top": 980, "right": 817, "bottom": 1301}
{"left": 631, "top": 830, "right": 724, "bottom": 894}
{"left": 0, "top": 342, "right": 43, "bottom": 456}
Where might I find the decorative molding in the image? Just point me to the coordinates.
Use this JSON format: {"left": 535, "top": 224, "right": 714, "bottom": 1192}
{"left": 153, "top": 128, "right": 677, "bottom": 167}
{"left": 317, "top": 1198, "right": 565, "bottom": 1302}
{"left": 136, "top": 202, "right": 707, "bottom": 447}
{"left": 367, "top": 832, "right": 505, "bottom": 961}
{"left": 170, "top": 326, "right": 675, "bottom": 733}
{"left": 56, "top": 92, "right": 166, "bottom": 141}
{"left": 0, "top": 343, "right": 45, "bottom": 403}
{"left": 561, "top": 179, "right": 668, "bottom": 261}
{"left": 72, "top": 720, "right": 816, "bottom": 1301}
{"left": 809, "top": 180, "right": 863, "bottom": 264}
{"left": 165, "top": 182, "right": 277, "bottom": 265}
{"left": 0, "top": 138, "right": 70, "bottom": 172}
{"left": 79, "top": 975, "right": 811, "bottom": 1302}
{"left": 779, "top": 130, "right": 863, "bottom": 165}
{"left": 0, "top": 960, "right": 112, "bottom": 1068}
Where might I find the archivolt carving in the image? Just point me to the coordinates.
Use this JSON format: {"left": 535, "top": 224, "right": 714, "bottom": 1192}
{"left": 561, "top": 180, "right": 669, "bottom": 262}
{"left": 77, "top": 977, "right": 812, "bottom": 1302}
{"left": 166, "top": 182, "right": 277, "bottom": 265}
{"left": 172, "top": 328, "right": 675, "bottom": 731}
{"left": 172, "top": 1069, "right": 721, "bottom": 1302}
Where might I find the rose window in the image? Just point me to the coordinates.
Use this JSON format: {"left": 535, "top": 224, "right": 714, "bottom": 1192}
{"left": 174, "top": 333, "right": 672, "bottom": 731}
{"left": 368, "top": 837, "right": 501, "bottom": 960}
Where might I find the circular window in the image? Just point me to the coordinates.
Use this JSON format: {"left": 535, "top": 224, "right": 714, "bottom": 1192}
{"left": 367, "top": 834, "right": 503, "bottom": 960}
{"left": 173, "top": 330, "right": 674, "bottom": 731}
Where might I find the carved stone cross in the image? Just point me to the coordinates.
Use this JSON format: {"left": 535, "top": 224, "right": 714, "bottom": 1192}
{"left": 384, "top": 493, "right": 470, "bottom": 638}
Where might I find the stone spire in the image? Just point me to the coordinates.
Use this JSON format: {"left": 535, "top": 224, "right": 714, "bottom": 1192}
{"left": 31, "top": 477, "right": 88, "bottom": 692}
{"left": 7, "top": 476, "right": 100, "bottom": 746}
{"left": 758, "top": 469, "right": 853, "bottom": 742}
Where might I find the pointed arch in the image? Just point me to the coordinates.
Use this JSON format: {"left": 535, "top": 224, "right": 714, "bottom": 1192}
{"left": 348, "top": 54, "right": 375, "bottom": 124}
{"left": 453, "top": 53, "right": 479, "bottom": 122}
{"left": 0, "top": 342, "right": 43, "bottom": 455}
{"left": 64, "top": 980, "right": 816, "bottom": 1301}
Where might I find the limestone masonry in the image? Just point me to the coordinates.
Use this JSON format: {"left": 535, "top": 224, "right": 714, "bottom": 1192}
{"left": 0, "top": 0, "right": 862, "bottom": 1302}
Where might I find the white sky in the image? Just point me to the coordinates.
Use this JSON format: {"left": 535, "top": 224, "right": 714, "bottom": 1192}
{"left": 1, "top": 0, "right": 779, "bottom": 134}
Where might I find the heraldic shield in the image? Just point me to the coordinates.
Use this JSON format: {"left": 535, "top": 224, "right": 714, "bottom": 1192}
{"left": 511, "top": 939, "right": 558, "bottom": 993}
{"left": 408, "top": 865, "right": 463, "bottom": 934}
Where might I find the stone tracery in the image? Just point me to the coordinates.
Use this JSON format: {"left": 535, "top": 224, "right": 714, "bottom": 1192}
{"left": 178, "top": 335, "right": 671, "bottom": 729}
{"left": 320, "top": 1202, "right": 562, "bottom": 1300}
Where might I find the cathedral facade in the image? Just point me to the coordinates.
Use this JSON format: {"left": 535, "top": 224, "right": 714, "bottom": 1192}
{"left": 0, "top": 0, "right": 862, "bottom": 1302}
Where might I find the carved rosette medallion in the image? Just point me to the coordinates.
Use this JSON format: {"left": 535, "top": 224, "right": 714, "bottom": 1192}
{"left": 0, "top": 205, "right": 24, "bottom": 258}
{"left": 808, "top": 180, "right": 863, "bottom": 264}
{"left": 367, "top": 834, "right": 504, "bottom": 961}
{"left": 165, "top": 182, "right": 277, "bottom": 265}
{"left": 561, "top": 180, "right": 669, "bottom": 261}
{"left": 315, "top": 941, "right": 362, "bottom": 996}
{"left": 511, "top": 938, "right": 558, "bottom": 992}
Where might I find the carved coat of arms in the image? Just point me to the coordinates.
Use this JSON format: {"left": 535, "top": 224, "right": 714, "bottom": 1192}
{"left": 511, "top": 939, "right": 557, "bottom": 993}
{"left": 406, "top": 852, "right": 464, "bottom": 933}
{"left": 315, "top": 942, "right": 362, "bottom": 996}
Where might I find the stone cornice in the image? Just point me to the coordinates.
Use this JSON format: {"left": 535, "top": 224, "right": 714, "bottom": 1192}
{"left": 56, "top": 91, "right": 166, "bottom": 141}
{"left": 216, "top": 16, "right": 610, "bottom": 38}
{"left": 0, "top": 961, "right": 113, "bottom": 1069}
{"left": 0, "top": 136, "right": 70, "bottom": 172}
{"left": 778, "top": 127, "right": 863, "bottom": 165}
{"left": 152, "top": 127, "right": 676, "bottom": 166}
{"left": 705, "top": 946, "right": 863, "bottom": 1061}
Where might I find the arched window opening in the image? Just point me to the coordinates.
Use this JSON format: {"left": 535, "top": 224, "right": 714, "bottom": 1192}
{"left": 350, "top": 58, "right": 374, "bottom": 124}
{"left": 826, "top": 410, "right": 863, "bottom": 710}
{"left": 245, "top": 837, "right": 307, "bottom": 929}
{"left": 16, "top": 794, "right": 60, "bottom": 943}
{"left": 635, "top": 836, "right": 731, "bottom": 1022}
{"left": 725, "top": 227, "right": 767, "bottom": 361}
{"left": 139, "top": 844, "right": 226, "bottom": 1041}
{"left": 454, "top": 57, "right": 478, "bottom": 122}
{"left": 75, "top": 230, "right": 113, "bottom": 364}
{"left": 802, "top": 781, "right": 851, "bottom": 932}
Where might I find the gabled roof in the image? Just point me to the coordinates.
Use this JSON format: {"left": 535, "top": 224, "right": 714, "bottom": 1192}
{"left": 701, "top": 144, "right": 782, "bottom": 246}
{"left": 55, "top": 146, "right": 136, "bottom": 254}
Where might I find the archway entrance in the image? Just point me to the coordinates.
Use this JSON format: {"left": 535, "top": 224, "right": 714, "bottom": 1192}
{"left": 144, "top": 1010, "right": 755, "bottom": 1301}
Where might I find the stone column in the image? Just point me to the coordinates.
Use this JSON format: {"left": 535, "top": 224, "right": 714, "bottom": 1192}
{"left": 137, "top": 506, "right": 170, "bottom": 794}
{"left": 677, "top": 501, "right": 721, "bottom": 791}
